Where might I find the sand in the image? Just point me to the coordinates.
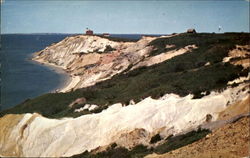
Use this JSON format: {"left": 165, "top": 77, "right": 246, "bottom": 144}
{"left": 31, "top": 58, "right": 74, "bottom": 93}
{"left": 131, "top": 45, "right": 197, "bottom": 70}
{"left": 59, "top": 75, "right": 80, "bottom": 92}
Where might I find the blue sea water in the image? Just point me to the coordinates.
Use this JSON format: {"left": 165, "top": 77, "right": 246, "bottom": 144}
{"left": 0, "top": 34, "right": 159, "bottom": 110}
{"left": 0, "top": 34, "right": 72, "bottom": 110}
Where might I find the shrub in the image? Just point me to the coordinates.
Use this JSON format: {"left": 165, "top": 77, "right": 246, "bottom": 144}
{"left": 154, "top": 128, "right": 211, "bottom": 154}
{"left": 104, "top": 45, "right": 116, "bottom": 52}
{"left": 150, "top": 134, "right": 162, "bottom": 144}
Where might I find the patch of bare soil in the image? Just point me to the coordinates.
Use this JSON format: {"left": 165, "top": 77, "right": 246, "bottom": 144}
{"left": 218, "top": 96, "right": 250, "bottom": 121}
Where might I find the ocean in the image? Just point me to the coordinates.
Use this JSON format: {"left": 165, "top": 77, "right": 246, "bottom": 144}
{"left": 0, "top": 34, "right": 72, "bottom": 110}
{"left": 0, "top": 34, "right": 161, "bottom": 110}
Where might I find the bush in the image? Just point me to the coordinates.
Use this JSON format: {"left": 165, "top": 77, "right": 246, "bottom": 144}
{"left": 150, "top": 134, "right": 162, "bottom": 144}
{"left": 104, "top": 45, "right": 116, "bottom": 52}
{"left": 70, "top": 144, "right": 152, "bottom": 158}
{"left": 154, "top": 128, "right": 211, "bottom": 154}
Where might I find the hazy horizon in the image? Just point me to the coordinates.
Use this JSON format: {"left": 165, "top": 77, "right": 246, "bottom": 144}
{"left": 1, "top": 31, "right": 250, "bottom": 35}
{"left": 1, "top": 0, "right": 249, "bottom": 34}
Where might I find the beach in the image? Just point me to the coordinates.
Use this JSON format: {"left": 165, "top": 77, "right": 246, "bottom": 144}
{"left": 59, "top": 75, "right": 80, "bottom": 92}
{"left": 32, "top": 58, "right": 79, "bottom": 93}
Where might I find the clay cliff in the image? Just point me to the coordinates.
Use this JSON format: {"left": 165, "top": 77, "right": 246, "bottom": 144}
{"left": 33, "top": 35, "right": 156, "bottom": 91}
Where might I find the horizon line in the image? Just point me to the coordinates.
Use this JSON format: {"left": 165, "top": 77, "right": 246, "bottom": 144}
{"left": 1, "top": 31, "right": 249, "bottom": 35}
{"left": 0, "top": 32, "right": 170, "bottom": 35}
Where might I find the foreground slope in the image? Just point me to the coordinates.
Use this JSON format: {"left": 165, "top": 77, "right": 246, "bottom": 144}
{"left": 0, "top": 84, "right": 248, "bottom": 157}
{"left": 146, "top": 116, "right": 250, "bottom": 158}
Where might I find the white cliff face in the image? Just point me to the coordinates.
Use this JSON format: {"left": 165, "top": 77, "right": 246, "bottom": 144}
{"left": 36, "top": 36, "right": 119, "bottom": 66}
{"left": 0, "top": 83, "right": 248, "bottom": 157}
{"left": 33, "top": 35, "right": 156, "bottom": 91}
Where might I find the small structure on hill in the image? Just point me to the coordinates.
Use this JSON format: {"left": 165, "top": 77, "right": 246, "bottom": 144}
{"left": 187, "top": 28, "right": 197, "bottom": 34}
{"left": 85, "top": 28, "right": 93, "bottom": 35}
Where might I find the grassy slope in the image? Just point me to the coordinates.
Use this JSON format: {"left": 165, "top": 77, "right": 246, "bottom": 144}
{"left": 0, "top": 33, "right": 249, "bottom": 118}
{"left": 95, "top": 35, "right": 139, "bottom": 42}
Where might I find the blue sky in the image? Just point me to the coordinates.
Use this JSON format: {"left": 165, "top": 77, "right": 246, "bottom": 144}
{"left": 1, "top": 0, "right": 249, "bottom": 34}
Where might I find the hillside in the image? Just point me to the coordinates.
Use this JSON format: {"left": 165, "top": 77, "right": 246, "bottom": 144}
{"left": 0, "top": 33, "right": 249, "bottom": 157}
{"left": 1, "top": 33, "right": 249, "bottom": 118}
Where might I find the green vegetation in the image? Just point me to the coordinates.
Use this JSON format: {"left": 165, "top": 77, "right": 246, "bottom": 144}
{"left": 0, "top": 33, "right": 249, "bottom": 118}
{"left": 68, "top": 128, "right": 211, "bottom": 158}
{"left": 96, "top": 35, "right": 139, "bottom": 42}
{"left": 150, "top": 134, "right": 162, "bottom": 144}
{"left": 154, "top": 128, "right": 211, "bottom": 154}
{"left": 69, "top": 144, "right": 152, "bottom": 158}
{"left": 148, "top": 33, "right": 249, "bottom": 56}
{"left": 103, "top": 45, "right": 116, "bottom": 53}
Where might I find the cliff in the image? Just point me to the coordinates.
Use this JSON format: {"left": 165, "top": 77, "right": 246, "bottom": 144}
{"left": 0, "top": 84, "right": 249, "bottom": 157}
{"left": 0, "top": 33, "right": 250, "bottom": 157}
{"left": 33, "top": 35, "right": 157, "bottom": 91}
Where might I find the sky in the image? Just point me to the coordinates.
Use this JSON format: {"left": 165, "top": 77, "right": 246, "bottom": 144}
{"left": 1, "top": 0, "right": 249, "bottom": 34}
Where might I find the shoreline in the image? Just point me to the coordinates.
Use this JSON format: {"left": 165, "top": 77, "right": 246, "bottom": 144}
{"left": 31, "top": 58, "right": 79, "bottom": 93}
{"left": 59, "top": 75, "right": 80, "bottom": 92}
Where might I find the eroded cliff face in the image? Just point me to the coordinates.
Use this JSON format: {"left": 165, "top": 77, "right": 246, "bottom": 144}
{"left": 33, "top": 35, "right": 156, "bottom": 90}
{"left": 0, "top": 84, "right": 248, "bottom": 157}
{"left": 0, "top": 114, "right": 25, "bottom": 156}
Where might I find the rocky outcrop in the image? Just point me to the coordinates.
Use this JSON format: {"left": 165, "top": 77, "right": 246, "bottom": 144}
{"left": 33, "top": 35, "right": 157, "bottom": 91}
{"left": 0, "top": 83, "right": 248, "bottom": 157}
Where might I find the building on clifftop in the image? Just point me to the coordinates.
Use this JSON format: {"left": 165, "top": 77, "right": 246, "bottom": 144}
{"left": 86, "top": 28, "right": 94, "bottom": 35}
{"left": 187, "top": 28, "right": 197, "bottom": 33}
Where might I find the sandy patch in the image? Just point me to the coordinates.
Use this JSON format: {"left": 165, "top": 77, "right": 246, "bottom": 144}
{"left": 223, "top": 45, "right": 250, "bottom": 69}
{"left": 218, "top": 96, "right": 250, "bottom": 121}
{"left": 132, "top": 45, "right": 197, "bottom": 70}
{"left": 59, "top": 76, "right": 80, "bottom": 92}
